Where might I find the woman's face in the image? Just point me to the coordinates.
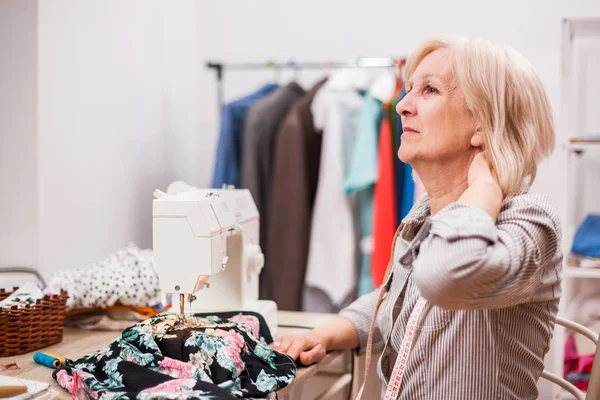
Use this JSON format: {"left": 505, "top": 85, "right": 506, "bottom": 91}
{"left": 396, "top": 48, "right": 478, "bottom": 166}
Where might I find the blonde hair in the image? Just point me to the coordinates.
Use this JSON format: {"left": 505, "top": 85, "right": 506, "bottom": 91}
{"left": 404, "top": 36, "right": 555, "bottom": 195}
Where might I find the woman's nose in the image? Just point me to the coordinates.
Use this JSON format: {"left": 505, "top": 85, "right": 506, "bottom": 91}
{"left": 396, "top": 94, "right": 416, "bottom": 117}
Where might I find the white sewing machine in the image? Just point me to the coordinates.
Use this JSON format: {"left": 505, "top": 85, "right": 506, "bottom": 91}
{"left": 152, "top": 181, "right": 278, "bottom": 335}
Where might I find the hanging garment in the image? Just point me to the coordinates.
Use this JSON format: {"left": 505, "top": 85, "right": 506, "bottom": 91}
{"left": 47, "top": 243, "right": 161, "bottom": 311}
{"left": 370, "top": 117, "right": 397, "bottom": 288}
{"left": 392, "top": 90, "right": 406, "bottom": 226}
{"left": 53, "top": 312, "right": 295, "bottom": 399}
{"left": 211, "top": 84, "right": 279, "bottom": 189}
{"left": 266, "top": 79, "right": 327, "bottom": 311}
{"left": 344, "top": 70, "right": 397, "bottom": 299}
{"left": 240, "top": 82, "right": 305, "bottom": 300}
{"left": 303, "top": 70, "right": 371, "bottom": 311}
{"left": 399, "top": 90, "right": 415, "bottom": 222}
{"left": 400, "top": 164, "right": 416, "bottom": 220}
{"left": 344, "top": 95, "right": 383, "bottom": 297}
{"left": 393, "top": 88, "right": 421, "bottom": 222}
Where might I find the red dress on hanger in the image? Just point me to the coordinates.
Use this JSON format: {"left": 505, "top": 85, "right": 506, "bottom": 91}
{"left": 371, "top": 116, "right": 397, "bottom": 288}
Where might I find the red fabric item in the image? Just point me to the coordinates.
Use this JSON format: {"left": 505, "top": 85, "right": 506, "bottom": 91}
{"left": 371, "top": 118, "right": 397, "bottom": 288}
{"left": 564, "top": 333, "right": 594, "bottom": 391}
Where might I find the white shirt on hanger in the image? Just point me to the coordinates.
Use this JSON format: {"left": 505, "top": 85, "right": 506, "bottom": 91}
{"left": 304, "top": 69, "right": 372, "bottom": 309}
{"left": 369, "top": 69, "right": 396, "bottom": 103}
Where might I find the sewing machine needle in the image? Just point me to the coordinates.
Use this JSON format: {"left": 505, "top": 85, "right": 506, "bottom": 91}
{"left": 179, "top": 294, "right": 185, "bottom": 316}
{"left": 187, "top": 294, "right": 195, "bottom": 318}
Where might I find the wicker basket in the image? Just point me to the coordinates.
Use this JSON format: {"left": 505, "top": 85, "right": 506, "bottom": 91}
{"left": 0, "top": 287, "right": 69, "bottom": 357}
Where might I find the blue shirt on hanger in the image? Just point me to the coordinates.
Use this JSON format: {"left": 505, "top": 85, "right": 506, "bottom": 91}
{"left": 400, "top": 161, "right": 415, "bottom": 220}
{"left": 345, "top": 95, "right": 383, "bottom": 297}
{"left": 393, "top": 91, "right": 404, "bottom": 226}
{"left": 394, "top": 88, "right": 415, "bottom": 222}
{"left": 211, "top": 84, "right": 279, "bottom": 188}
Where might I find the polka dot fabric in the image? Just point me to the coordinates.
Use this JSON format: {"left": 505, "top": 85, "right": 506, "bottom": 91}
{"left": 47, "top": 243, "right": 162, "bottom": 311}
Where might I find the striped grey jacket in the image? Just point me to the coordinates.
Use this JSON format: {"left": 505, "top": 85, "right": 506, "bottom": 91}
{"left": 340, "top": 193, "right": 562, "bottom": 399}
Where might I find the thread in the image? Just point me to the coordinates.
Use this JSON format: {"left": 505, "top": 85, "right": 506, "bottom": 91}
{"left": 44, "top": 352, "right": 65, "bottom": 364}
{"left": 33, "top": 352, "right": 61, "bottom": 369}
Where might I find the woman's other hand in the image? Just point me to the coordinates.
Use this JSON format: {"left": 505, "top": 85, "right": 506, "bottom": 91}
{"left": 458, "top": 152, "right": 503, "bottom": 221}
{"left": 270, "top": 333, "right": 327, "bottom": 366}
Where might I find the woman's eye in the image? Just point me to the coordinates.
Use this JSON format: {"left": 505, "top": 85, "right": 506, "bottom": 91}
{"left": 425, "top": 85, "right": 438, "bottom": 94}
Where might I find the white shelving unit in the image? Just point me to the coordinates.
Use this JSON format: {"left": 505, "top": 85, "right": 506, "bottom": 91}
{"left": 565, "top": 142, "right": 600, "bottom": 153}
{"left": 552, "top": 18, "right": 600, "bottom": 400}
{"left": 564, "top": 266, "right": 600, "bottom": 279}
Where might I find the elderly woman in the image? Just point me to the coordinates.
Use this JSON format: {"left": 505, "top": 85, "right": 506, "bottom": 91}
{"left": 272, "top": 36, "right": 561, "bottom": 400}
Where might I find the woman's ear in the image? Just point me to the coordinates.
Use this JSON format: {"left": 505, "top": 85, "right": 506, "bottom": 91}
{"left": 471, "top": 132, "right": 483, "bottom": 148}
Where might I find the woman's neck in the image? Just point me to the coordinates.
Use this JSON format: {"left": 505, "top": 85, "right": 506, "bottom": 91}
{"left": 414, "top": 158, "right": 471, "bottom": 215}
{"left": 427, "top": 180, "right": 469, "bottom": 215}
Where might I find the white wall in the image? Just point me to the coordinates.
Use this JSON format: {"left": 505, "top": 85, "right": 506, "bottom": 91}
{"left": 0, "top": 0, "right": 39, "bottom": 269}
{"left": 36, "top": 0, "right": 202, "bottom": 275}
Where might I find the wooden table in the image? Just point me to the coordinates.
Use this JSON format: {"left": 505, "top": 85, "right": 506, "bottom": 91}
{"left": 1, "top": 311, "right": 352, "bottom": 399}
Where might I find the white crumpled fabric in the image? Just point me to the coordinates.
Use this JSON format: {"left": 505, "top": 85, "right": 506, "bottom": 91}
{"left": 47, "top": 243, "right": 161, "bottom": 310}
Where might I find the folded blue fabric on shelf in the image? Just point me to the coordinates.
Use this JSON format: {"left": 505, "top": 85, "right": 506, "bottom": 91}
{"left": 571, "top": 214, "right": 600, "bottom": 258}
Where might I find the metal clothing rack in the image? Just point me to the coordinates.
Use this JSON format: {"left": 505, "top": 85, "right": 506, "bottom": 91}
{"left": 205, "top": 57, "right": 404, "bottom": 112}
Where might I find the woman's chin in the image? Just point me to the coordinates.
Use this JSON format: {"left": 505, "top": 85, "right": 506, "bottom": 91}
{"left": 398, "top": 147, "right": 416, "bottom": 164}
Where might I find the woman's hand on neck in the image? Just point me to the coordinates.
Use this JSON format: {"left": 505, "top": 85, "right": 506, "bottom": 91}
{"left": 456, "top": 152, "right": 503, "bottom": 221}
{"left": 414, "top": 151, "right": 503, "bottom": 221}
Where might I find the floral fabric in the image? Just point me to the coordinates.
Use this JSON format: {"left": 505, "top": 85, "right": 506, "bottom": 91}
{"left": 0, "top": 282, "right": 46, "bottom": 309}
{"left": 53, "top": 312, "right": 295, "bottom": 399}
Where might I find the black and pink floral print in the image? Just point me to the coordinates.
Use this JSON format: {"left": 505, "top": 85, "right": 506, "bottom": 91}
{"left": 53, "top": 312, "right": 295, "bottom": 399}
